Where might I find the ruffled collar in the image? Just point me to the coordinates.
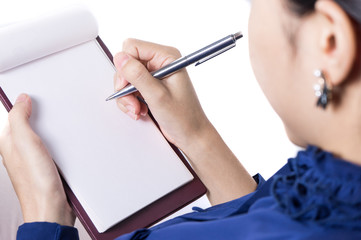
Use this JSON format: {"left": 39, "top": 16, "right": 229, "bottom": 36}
{"left": 271, "top": 145, "right": 361, "bottom": 230}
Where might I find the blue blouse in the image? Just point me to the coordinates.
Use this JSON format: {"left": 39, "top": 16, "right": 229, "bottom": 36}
{"left": 17, "top": 146, "right": 361, "bottom": 240}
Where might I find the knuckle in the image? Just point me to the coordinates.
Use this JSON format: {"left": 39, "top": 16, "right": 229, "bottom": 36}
{"left": 128, "top": 62, "right": 147, "bottom": 83}
{"left": 159, "top": 46, "right": 181, "bottom": 65}
{"left": 167, "top": 47, "right": 182, "bottom": 58}
{"left": 122, "top": 38, "right": 137, "bottom": 51}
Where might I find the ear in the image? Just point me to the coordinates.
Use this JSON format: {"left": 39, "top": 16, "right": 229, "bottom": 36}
{"left": 315, "top": 0, "right": 357, "bottom": 86}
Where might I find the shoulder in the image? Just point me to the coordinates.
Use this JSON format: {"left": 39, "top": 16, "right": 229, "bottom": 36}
{"left": 300, "top": 230, "right": 361, "bottom": 240}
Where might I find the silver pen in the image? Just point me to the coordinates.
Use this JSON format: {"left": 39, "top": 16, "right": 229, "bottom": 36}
{"left": 106, "top": 32, "right": 243, "bottom": 101}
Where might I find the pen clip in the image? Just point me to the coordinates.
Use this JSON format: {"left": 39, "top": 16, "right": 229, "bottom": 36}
{"left": 195, "top": 43, "right": 236, "bottom": 66}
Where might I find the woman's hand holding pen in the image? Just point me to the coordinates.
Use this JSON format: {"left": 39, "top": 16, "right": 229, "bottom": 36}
{"left": 114, "top": 39, "right": 257, "bottom": 205}
{"left": 113, "top": 39, "right": 213, "bottom": 151}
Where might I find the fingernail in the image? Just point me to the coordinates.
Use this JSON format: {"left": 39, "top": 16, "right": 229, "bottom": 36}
{"left": 140, "top": 108, "right": 148, "bottom": 116}
{"left": 125, "top": 105, "right": 135, "bottom": 114}
{"left": 114, "top": 53, "right": 130, "bottom": 70}
{"left": 126, "top": 111, "right": 139, "bottom": 120}
{"left": 15, "top": 94, "right": 27, "bottom": 103}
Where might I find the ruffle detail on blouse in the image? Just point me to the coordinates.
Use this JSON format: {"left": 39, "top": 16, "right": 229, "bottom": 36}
{"left": 129, "top": 229, "right": 151, "bottom": 240}
{"left": 271, "top": 146, "right": 361, "bottom": 230}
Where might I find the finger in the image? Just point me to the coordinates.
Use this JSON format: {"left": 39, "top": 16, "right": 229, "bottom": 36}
{"left": 114, "top": 52, "right": 166, "bottom": 103}
{"left": 140, "top": 101, "right": 148, "bottom": 117}
{"left": 113, "top": 70, "right": 142, "bottom": 118}
{"left": 8, "top": 94, "right": 32, "bottom": 129}
{"left": 8, "top": 94, "right": 37, "bottom": 151}
{"left": 0, "top": 120, "right": 12, "bottom": 160}
{"left": 116, "top": 95, "right": 141, "bottom": 120}
{"left": 114, "top": 72, "right": 128, "bottom": 91}
{"left": 122, "top": 38, "right": 181, "bottom": 71}
{"left": 135, "top": 95, "right": 149, "bottom": 117}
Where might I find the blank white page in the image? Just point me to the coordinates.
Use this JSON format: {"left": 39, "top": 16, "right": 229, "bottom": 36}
{"left": 0, "top": 39, "right": 193, "bottom": 233}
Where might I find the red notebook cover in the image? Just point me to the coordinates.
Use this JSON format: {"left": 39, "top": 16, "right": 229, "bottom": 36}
{"left": 0, "top": 37, "right": 206, "bottom": 240}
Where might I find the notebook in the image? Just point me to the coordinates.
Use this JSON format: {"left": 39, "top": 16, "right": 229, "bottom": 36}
{"left": 0, "top": 6, "right": 206, "bottom": 240}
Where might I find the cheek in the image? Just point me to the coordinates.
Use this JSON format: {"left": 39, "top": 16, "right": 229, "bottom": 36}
{"left": 248, "top": 1, "right": 314, "bottom": 146}
{"left": 248, "top": 4, "right": 288, "bottom": 113}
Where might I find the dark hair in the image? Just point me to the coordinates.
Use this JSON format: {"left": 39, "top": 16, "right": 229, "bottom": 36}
{"left": 287, "top": 0, "right": 361, "bottom": 27}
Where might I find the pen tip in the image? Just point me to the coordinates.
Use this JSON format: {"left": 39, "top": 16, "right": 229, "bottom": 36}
{"left": 234, "top": 31, "right": 243, "bottom": 40}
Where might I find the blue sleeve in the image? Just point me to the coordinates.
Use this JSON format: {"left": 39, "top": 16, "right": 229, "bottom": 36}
{"left": 17, "top": 222, "right": 79, "bottom": 240}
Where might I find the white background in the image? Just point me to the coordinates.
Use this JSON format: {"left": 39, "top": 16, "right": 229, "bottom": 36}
{"left": 0, "top": 0, "right": 299, "bottom": 237}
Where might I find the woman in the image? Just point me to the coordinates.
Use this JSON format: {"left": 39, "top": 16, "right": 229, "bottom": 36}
{"left": 1, "top": 0, "right": 361, "bottom": 239}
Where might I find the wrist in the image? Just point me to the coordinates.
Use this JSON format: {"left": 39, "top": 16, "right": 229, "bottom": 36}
{"left": 178, "top": 121, "right": 257, "bottom": 205}
{"left": 50, "top": 200, "right": 75, "bottom": 227}
{"left": 179, "top": 120, "right": 219, "bottom": 163}
{"left": 22, "top": 195, "right": 75, "bottom": 227}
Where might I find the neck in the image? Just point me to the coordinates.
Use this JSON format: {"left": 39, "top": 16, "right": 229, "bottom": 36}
{"left": 319, "top": 78, "right": 361, "bottom": 166}
{"left": 322, "top": 138, "right": 361, "bottom": 167}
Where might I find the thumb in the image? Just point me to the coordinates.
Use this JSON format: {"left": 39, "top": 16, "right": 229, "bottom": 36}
{"left": 114, "top": 53, "right": 165, "bottom": 101}
{"left": 8, "top": 94, "right": 34, "bottom": 144}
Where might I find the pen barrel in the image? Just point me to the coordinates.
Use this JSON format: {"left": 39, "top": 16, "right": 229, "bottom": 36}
{"left": 186, "top": 34, "right": 237, "bottom": 65}
{"left": 151, "top": 56, "right": 189, "bottom": 79}
{"left": 150, "top": 33, "right": 238, "bottom": 79}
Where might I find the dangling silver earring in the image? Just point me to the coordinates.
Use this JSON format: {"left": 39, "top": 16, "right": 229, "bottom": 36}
{"left": 313, "top": 70, "right": 332, "bottom": 109}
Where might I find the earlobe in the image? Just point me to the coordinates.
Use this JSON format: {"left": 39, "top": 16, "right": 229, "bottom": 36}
{"left": 315, "top": 0, "right": 357, "bottom": 86}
